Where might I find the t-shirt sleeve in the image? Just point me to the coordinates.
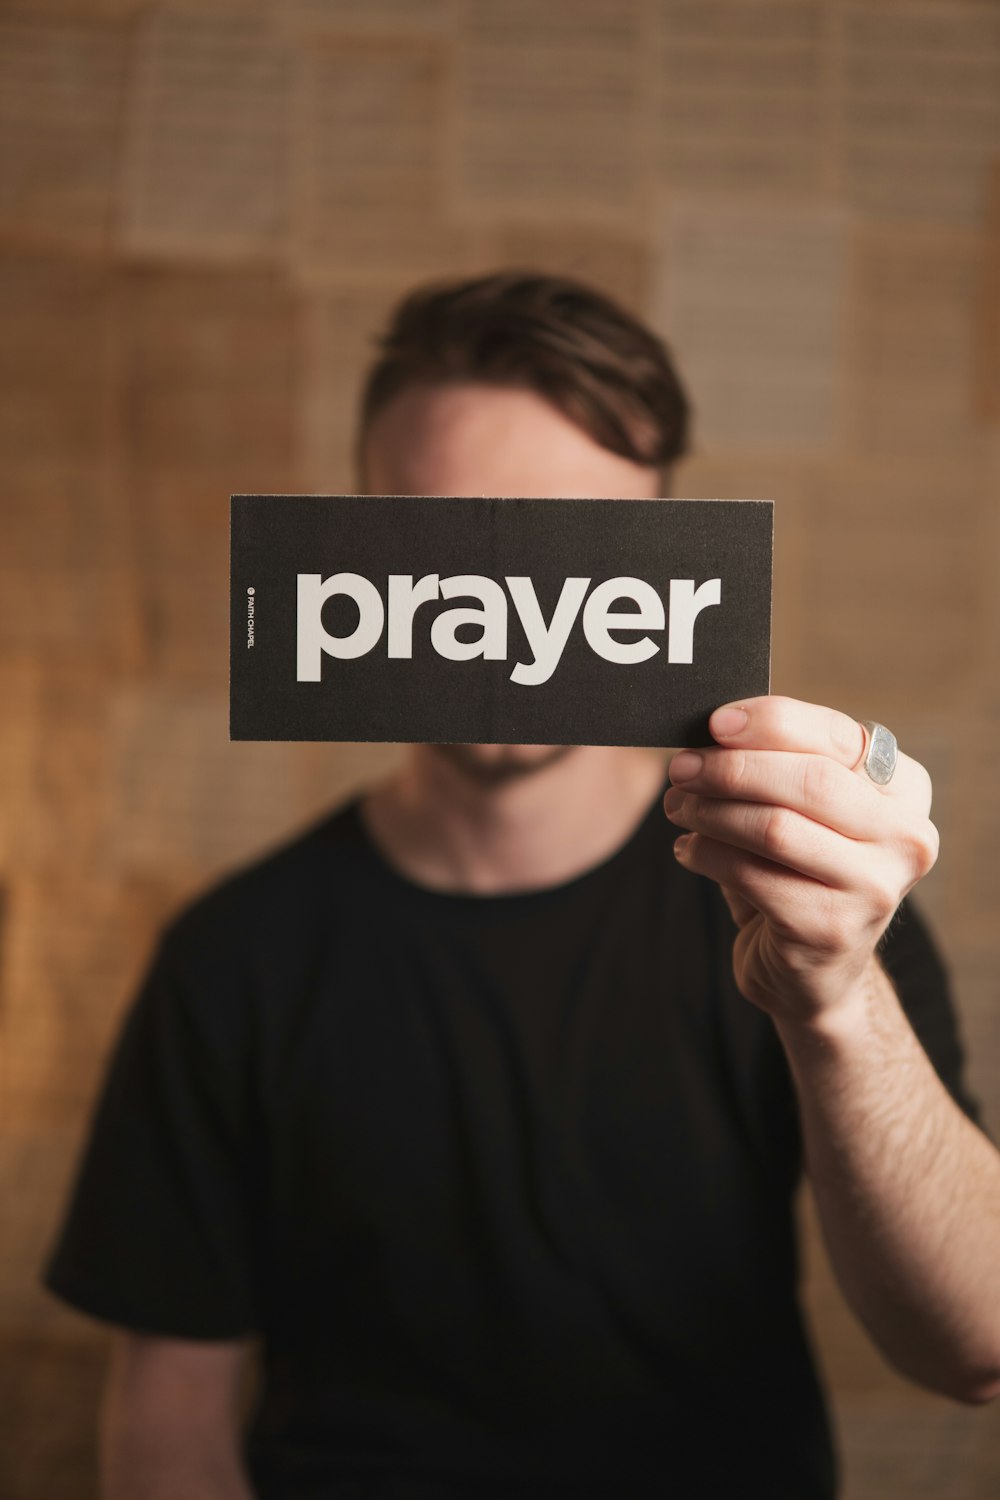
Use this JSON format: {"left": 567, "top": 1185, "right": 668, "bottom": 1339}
{"left": 879, "top": 897, "right": 988, "bottom": 1137}
{"left": 42, "top": 924, "right": 261, "bottom": 1339}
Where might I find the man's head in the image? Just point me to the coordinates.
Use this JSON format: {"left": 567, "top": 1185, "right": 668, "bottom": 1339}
{"left": 358, "top": 270, "right": 689, "bottom": 494}
{"left": 356, "top": 271, "right": 691, "bottom": 782}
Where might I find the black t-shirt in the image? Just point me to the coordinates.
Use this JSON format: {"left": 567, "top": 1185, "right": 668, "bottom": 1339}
{"left": 44, "top": 788, "right": 983, "bottom": 1499}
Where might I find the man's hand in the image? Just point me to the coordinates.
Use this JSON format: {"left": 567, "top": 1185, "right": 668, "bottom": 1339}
{"left": 665, "top": 694, "right": 1000, "bottom": 1405}
{"left": 663, "top": 694, "right": 939, "bottom": 1028}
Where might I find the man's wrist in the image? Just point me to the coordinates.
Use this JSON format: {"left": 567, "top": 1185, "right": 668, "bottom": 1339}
{"left": 770, "top": 954, "right": 897, "bottom": 1064}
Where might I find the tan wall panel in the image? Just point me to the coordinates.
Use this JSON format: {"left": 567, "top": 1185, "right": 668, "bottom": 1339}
{"left": 298, "top": 283, "right": 415, "bottom": 489}
{"left": 119, "top": 267, "right": 296, "bottom": 480}
{"left": 101, "top": 683, "right": 401, "bottom": 879}
{"left": 281, "top": 0, "right": 455, "bottom": 39}
{"left": 1, "top": 875, "right": 180, "bottom": 1130}
{"left": 119, "top": 8, "right": 291, "bottom": 264}
{"left": 654, "top": 200, "right": 848, "bottom": 450}
{"left": 292, "top": 41, "right": 490, "bottom": 284}
{"left": 846, "top": 228, "right": 988, "bottom": 459}
{"left": 0, "top": 16, "right": 130, "bottom": 253}
{"left": 2, "top": 3, "right": 999, "bottom": 1496}
{"left": 654, "top": 0, "right": 832, "bottom": 196}
{"left": 840, "top": 2, "right": 1000, "bottom": 226}
{"left": 979, "top": 162, "right": 1000, "bottom": 423}
{"left": 0, "top": 464, "right": 140, "bottom": 662}
{"left": 5, "top": 657, "right": 117, "bottom": 878}
{"left": 0, "top": 1328, "right": 104, "bottom": 1500}
{"left": 495, "top": 227, "right": 651, "bottom": 313}
{"left": 791, "top": 459, "right": 995, "bottom": 722}
{"left": 455, "top": 0, "right": 645, "bottom": 222}
{"left": 0, "top": 257, "right": 118, "bottom": 468}
{"left": 0, "top": 1131, "right": 86, "bottom": 1329}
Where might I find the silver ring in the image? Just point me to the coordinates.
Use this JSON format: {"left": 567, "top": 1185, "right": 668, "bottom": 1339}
{"left": 858, "top": 721, "right": 898, "bottom": 786}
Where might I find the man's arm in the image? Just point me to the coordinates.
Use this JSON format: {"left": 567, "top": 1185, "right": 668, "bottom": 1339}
{"left": 101, "top": 1332, "right": 255, "bottom": 1499}
{"left": 776, "top": 961, "right": 1000, "bottom": 1403}
{"left": 663, "top": 695, "right": 1000, "bottom": 1404}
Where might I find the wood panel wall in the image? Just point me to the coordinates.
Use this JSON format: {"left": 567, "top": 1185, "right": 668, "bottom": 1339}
{"left": 1, "top": 3, "right": 999, "bottom": 1495}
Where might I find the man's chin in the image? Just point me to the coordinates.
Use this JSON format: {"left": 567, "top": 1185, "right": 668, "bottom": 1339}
{"left": 429, "top": 742, "right": 575, "bottom": 786}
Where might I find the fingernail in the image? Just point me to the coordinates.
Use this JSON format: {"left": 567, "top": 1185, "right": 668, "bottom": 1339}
{"left": 669, "top": 750, "right": 703, "bottom": 782}
{"left": 673, "top": 834, "right": 692, "bottom": 858}
{"left": 711, "top": 707, "right": 748, "bottom": 738}
{"left": 663, "top": 787, "right": 684, "bottom": 814}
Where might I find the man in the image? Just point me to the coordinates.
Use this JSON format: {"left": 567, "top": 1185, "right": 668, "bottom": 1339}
{"left": 45, "top": 273, "right": 1000, "bottom": 1499}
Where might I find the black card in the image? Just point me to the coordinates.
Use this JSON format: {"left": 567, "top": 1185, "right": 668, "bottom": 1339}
{"left": 230, "top": 494, "right": 772, "bottom": 747}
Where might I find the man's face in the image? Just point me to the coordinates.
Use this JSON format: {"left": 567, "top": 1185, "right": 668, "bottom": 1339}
{"left": 362, "top": 382, "right": 662, "bottom": 783}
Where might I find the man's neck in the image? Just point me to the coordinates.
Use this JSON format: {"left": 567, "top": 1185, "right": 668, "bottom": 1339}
{"left": 360, "top": 744, "right": 667, "bottom": 895}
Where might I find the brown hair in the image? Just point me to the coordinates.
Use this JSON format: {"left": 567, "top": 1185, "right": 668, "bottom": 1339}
{"left": 357, "top": 270, "right": 690, "bottom": 481}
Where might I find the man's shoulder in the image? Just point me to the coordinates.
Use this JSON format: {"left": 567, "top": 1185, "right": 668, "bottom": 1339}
{"left": 161, "top": 795, "right": 366, "bottom": 965}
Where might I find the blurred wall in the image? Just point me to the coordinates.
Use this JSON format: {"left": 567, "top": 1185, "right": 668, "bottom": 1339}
{"left": 1, "top": 3, "right": 999, "bottom": 1496}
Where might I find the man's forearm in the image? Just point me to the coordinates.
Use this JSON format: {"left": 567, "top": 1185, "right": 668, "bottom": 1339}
{"left": 100, "top": 1334, "right": 256, "bottom": 1500}
{"left": 103, "top": 1435, "right": 255, "bottom": 1500}
{"left": 775, "top": 957, "right": 1000, "bottom": 1404}
{"left": 104, "top": 1446, "right": 254, "bottom": 1494}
